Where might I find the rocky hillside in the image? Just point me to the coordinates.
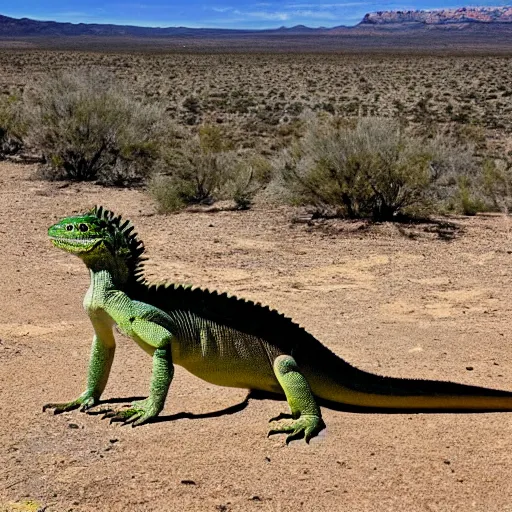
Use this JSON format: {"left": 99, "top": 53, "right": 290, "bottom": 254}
{"left": 361, "top": 6, "right": 512, "bottom": 25}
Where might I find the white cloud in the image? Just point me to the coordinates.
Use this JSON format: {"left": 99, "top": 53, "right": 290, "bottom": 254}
{"left": 247, "top": 10, "right": 291, "bottom": 20}
{"left": 242, "top": 8, "right": 340, "bottom": 21}
{"left": 293, "top": 9, "right": 339, "bottom": 19}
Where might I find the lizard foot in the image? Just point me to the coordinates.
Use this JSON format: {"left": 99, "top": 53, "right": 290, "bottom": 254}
{"left": 268, "top": 414, "right": 325, "bottom": 444}
{"left": 43, "top": 395, "right": 97, "bottom": 414}
{"left": 102, "top": 399, "right": 158, "bottom": 427}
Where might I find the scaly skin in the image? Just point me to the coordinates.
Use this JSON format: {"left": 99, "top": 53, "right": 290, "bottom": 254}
{"left": 44, "top": 206, "right": 512, "bottom": 443}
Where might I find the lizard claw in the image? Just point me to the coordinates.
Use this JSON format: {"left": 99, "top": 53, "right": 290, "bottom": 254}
{"left": 267, "top": 414, "right": 325, "bottom": 444}
{"left": 108, "top": 408, "right": 144, "bottom": 424}
{"left": 43, "top": 394, "right": 98, "bottom": 415}
{"left": 79, "top": 397, "right": 97, "bottom": 412}
{"left": 103, "top": 399, "right": 158, "bottom": 427}
{"left": 43, "top": 399, "right": 83, "bottom": 414}
{"left": 43, "top": 402, "right": 79, "bottom": 414}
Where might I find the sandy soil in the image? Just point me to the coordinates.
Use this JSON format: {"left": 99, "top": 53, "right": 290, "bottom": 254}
{"left": 2, "top": 163, "right": 512, "bottom": 511}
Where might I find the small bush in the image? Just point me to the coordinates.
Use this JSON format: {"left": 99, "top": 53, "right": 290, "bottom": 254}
{"left": 149, "top": 125, "right": 233, "bottom": 212}
{"left": 0, "top": 94, "right": 25, "bottom": 158}
{"left": 277, "top": 116, "right": 480, "bottom": 221}
{"left": 482, "top": 157, "right": 512, "bottom": 212}
{"left": 224, "top": 155, "right": 273, "bottom": 210}
{"left": 148, "top": 174, "right": 188, "bottom": 213}
{"left": 456, "top": 176, "right": 487, "bottom": 215}
{"left": 149, "top": 124, "right": 272, "bottom": 213}
{"left": 24, "top": 71, "right": 173, "bottom": 185}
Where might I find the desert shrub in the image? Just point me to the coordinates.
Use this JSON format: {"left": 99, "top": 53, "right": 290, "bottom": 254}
{"left": 24, "top": 71, "right": 172, "bottom": 185}
{"left": 278, "top": 116, "right": 480, "bottom": 221}
{"left": 454, "top": 176, "right": 487, "bottom": 215}
{"left": 149, "top": 124, "right": 272, "bottom": 213}
{"left": 0, "top": 94, "right": 25, "bottom": 158}
{"left": 149, "top": 125, "right": 233, "bottom": 212}
{"left": 481, "top": 157, "right": 512, "bottom": 212}
{"left": 182, "top": 95, "right": 202, "bottom": 125}
{"left": 198, "top": 124, "right": 233, "bottom": 153}
{"left": 224, "top": 155, "right": 273, "bottom": 210}
{"left": 147, "top": 174, "right": 188, "bottom": 213}
{"left": 425, "top": 139, "right": 488, "bottom": 215}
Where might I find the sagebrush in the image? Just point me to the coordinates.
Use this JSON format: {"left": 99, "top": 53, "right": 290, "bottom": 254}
{"left": 24, "top": 71, "right": 174, "bottom": 185}
{"left": 278, "top": 116, "right": 481, "bottom": 220}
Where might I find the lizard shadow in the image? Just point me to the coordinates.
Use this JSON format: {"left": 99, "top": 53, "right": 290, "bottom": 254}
{"left": 88, "top": 394, "right": 253, "bottom": 422}
{"left": 153, "top": 395, "right": 251, "bottom": 423}
{"left": 88, "top": 391, "right": 500, "bottom": 421}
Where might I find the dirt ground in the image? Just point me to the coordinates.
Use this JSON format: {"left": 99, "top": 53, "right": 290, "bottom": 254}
{"left": 3, "top": 162, "right": 512, "bottom": 511}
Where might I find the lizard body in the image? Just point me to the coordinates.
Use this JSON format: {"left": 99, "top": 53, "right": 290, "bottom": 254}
{"left": 44, "top": 206, "right": 512, "bottom": 443}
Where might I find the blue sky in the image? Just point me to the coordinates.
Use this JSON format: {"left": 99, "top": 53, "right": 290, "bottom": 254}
{"left": 2, "top": 0, "right": 510, "bottom": 28}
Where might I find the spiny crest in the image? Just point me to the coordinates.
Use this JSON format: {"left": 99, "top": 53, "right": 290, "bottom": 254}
{"left": 90, "top": 205, "right": 147, "bottom": 283}
{"left": 146, "top": 281, "right": 309, "bottom": 343}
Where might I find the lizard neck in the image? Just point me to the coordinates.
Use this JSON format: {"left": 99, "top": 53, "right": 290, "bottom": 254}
{"left": 84, "top": 269, "right": 120, "bottom": 313}
{"left": 81, "top": 251, "right": 130, "bottom": 289}
{"left": 89, "top": 269, "right": 118, "bottom": 292}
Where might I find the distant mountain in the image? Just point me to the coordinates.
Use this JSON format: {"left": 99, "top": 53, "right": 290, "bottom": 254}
{"left": 360, "top": 6, "right": 512, "bottom": 25}
{"left": 0, "top": 14, "right": 330, "bottom": 37}
{"left": 0, "top": 15, "right": 256, "bottom": 37}
{"left": 0, "top": 7, "right": 512, "bottom": 39}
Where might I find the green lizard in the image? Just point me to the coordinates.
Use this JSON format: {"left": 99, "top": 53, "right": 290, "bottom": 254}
{"left": 44, "top": 206, "right": 512, "bottom": 443}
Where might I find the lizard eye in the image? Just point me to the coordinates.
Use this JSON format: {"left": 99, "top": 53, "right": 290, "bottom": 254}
{"left": 66, "top": 224, "right": 73, "bottom": 231}
{"left": 79, "top": 223, "right": 89, "bottom": 232}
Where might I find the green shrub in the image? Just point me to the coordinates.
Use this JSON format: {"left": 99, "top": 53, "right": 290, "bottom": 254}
{"left": 149, "top": 126, "right": 233, "bottom": 212}
{"left": 0, "top": 94, "right": 25, "bottom": 158}
{"left": 24, "top": 71, "right": 173, "bottom": 185}
{"left": 148, "top": 174, "right": 188, "bottom": 213}
{"left": 456, "top": 176, "right": 486, "bottom": 215}
{"left": 149, "top": 124, "right": 272, "bottom": 213}
{"left": 225, "top": 155, "right": 273, "bottom": 210}
{"left": 278, "top": 116, "right": 480, "bottom": 221}
{"left": 482, "top": 158, "right": 512, "bottom": 212}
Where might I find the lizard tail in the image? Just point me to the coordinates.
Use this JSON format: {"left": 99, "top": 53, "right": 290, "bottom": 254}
{"left": 301, "top": 344, "right": 512, "bottom": 411}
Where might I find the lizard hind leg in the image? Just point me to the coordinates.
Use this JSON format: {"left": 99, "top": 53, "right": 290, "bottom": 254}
{"left": 268, "top": 354, "right": 325, "bottom": 444}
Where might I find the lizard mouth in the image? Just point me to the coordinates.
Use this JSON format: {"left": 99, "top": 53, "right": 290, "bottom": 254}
{"left": 49, "top": 236, "right": 102, "bottom": 252}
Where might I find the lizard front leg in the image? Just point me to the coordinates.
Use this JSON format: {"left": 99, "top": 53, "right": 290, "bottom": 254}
{"left": 268, "top": 354, "right": 325, "bottom": 444}
{"left": 104, "top": 309, "right": 175, "bottom": 426}
{"left": 43, "top": 330, "right": 115, "bottom": 414}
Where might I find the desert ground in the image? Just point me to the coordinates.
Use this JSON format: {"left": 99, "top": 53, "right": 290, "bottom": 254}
{"left": 3, "top": 161, "right": 512, "bottom": 511}
{"left": 2, "top": 44, "right": 512, "bottom": 511}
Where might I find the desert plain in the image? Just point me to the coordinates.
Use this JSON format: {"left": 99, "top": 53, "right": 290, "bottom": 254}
{"left": 1, "top": 46, "right": 512, "bottom": 511}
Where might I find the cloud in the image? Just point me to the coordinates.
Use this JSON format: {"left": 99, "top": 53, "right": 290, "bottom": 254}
{"left": 246, "top": 10, "right": 291, "bottom": 20}
{"left": 239, "top": 8, "right": 341, "bottom": 21}
{"left": 205, "top": 1, "right": 375, "bottom": 25}
{"left": 292, "top": 9, "right": 340, "bottom": 19}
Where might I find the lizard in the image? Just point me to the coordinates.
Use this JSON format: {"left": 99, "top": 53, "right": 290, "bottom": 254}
{"left": 43, "top": 205, "right": 512, "bottom": 443}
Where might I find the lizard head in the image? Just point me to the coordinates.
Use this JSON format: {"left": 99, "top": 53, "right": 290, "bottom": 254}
{"left": 48, "top": 213, "right": 114, "bottom": 255}
{"left": 48, "top": 206, "right": 146, "bottom": 283}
